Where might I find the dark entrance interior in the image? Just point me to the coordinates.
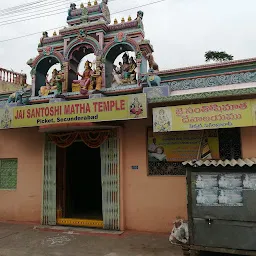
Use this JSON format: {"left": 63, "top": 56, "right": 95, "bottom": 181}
{"left": 64, "top": 141, "right": 102, "bottom": 220}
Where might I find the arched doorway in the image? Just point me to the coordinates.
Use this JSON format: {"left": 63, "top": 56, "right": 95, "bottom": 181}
{"left": 35, "top": 56, "right": 62, "bottom": 96}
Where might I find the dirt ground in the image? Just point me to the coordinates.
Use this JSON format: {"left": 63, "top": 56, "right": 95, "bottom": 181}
{"left": 0, "top": 222, "right": 183, "bottom": 256}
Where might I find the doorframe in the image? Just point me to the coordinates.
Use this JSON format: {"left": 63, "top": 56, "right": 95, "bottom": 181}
{"left": 56, "top": 141, "right": 104, "bottom": 228}
{"left": 118, "top": 127, "right": 125, "bottom": 231}
{"left": 41, "top": 128, "right": 123, "bottom": 230}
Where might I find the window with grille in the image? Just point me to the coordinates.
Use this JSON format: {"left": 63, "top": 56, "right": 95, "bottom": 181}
{"left": 147, "top": 127, "right": 241, "bottom": 176}
{"left": 0, "top": 159, "right": 18, "bottom": 189}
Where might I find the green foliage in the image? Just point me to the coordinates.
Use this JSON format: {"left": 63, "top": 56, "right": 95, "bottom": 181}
{"left": 205, "top": 51, "right": 234, "bottom": 62}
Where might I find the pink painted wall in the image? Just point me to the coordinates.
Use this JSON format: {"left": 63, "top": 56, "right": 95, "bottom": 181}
{"left": 0, "top": 128, "right": 44, "bottom": 223}
{"left": 123, "top": 118, "right": 187, "bottom": 233}
{"left": 241, "top": 127, "right": 256, "bottom": 158}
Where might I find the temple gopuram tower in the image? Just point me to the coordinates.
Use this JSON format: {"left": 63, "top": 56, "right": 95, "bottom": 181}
{"left": 27, "top": 0, "right": 156, "bottom": 103}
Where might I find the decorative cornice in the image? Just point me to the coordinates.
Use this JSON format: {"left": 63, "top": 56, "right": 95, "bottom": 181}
{"left": 148, "top": 87, "right": 256, "bottom": 104}
{"left": 32, "top": 51, "right": 65, "bottom": 68}
{"left": 108, "top": 20, "right": 139, "bottom": 31}
{"left": 60, "top": 22, "right": 108, "bottom": 37}
{"left": 65, "top": 35, "right": 101, "bottom": 59}
{"left": 42, "top": 35, "right": 63, "bottom": 44}
{"left": 158, "top": 57, "right": 256, "bottom": 76}
{"left": 102, "top": 36, "right": 139, "bottom": 58}
{"left": 70, "top": 5, "right": 100, "bottom": 17}
{"left": 160, "top": 71, "right": 256, "bottom": 91}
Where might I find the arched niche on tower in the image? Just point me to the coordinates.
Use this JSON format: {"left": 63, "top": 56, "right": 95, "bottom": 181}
{"left": 34, "top": 55, "right": 63, "bottom": 96}
{"left": 103, "top": 40, "right": 147, "bottom": 88}
{"left": 65, "top": 37, "right": 101, "bottom": 92}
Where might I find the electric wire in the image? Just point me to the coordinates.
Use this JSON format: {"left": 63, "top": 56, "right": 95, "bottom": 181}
{"left": 0, "top": 0, "right": 71, "bottom": 17}
{"left": 0, "top": 0, "right": 51, "bottom": 13}
{"left": 0, "top": 0, "right": 168, "bottom": 43}
{"left": 0, "top": 0, "right": 119, "bottom": 24}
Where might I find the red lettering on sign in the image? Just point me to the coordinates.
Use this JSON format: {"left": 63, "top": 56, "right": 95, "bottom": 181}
{"left": 93, "top": 100, "right": 126, "bottom": 112}
{"left": 64, "top": 103, "right": 90, "bottom": 115}
{"left": 26, "top": 106, "right": 62, "bottom": 118}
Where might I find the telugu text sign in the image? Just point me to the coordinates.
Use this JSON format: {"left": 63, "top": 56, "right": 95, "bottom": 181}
{"left": 153, "top": 99, "right": 253, "bottom": 132}
{"left": 0, "top": 93, "right": 147, "bottom": 129}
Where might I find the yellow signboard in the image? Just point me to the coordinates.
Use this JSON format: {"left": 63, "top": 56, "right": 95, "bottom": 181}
{"left": 153, "top": 99, "right": 255, "bottom": 132}
{"left": 0, "top": 93, "right": 147, "bottom": 129}
{"left": 148, "top": 128, "right": 219, "bottom": 162}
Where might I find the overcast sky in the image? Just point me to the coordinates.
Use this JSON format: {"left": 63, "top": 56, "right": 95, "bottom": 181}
{"left": 0, "top": 0, "right": 256, "bottom": 82}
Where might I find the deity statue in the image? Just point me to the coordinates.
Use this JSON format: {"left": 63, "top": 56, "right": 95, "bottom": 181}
{"left": 112, "top": 52, "right": 137, "bottom": 86}
{"left": 91, "top": 66, "right": 103, "bottom": 91}
{"left": 38, "top": 31, "right": 48, "bottom": 47}
{"left": 135, "top": 10, "right": 144, "bottom": 30}
{"left": 39, "top": 69, "right": 64, "bottom": 96}
{"left": 145, "top": 53, "right": 159, "bottom": 71}
{"left": 129, "top": 56, "right": 137, "bottom": 83}
{"left": 8, "top": 83, "right": 28, "bottom": 104}
{"left": 73, "top": 60, "right": 94, "bottom": 91}
{"left": 121, "top": 53, "right": 131, "bottom": 82}
{"left": 100, "top": 0, "right": 111, "bottom": 24}
{"left": 67, "top": 3, "right": 76, "bottom": 20}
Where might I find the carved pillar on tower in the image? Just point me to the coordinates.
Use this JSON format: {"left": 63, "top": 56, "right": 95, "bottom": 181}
{"left": 136, "top": 52, "right": 142, "bottom": 85}
{"left": 63, "top": 61, "right": 69, "bottom": 93}
{"left": 102, "top": 64, "right": 106, "bottom": 89}
{"left": 31, "top": 75, "right": 36, "bottom": 96}
{"left": 31, "top": 68, "right": 36, "bottom": 96}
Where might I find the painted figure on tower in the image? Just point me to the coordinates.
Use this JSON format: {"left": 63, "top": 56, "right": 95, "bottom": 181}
{"left": 39, "top": 69, "right": 64, "bottom": 96}
{"left": 112, "top": 53, "right": 137, "bottom": 86}
{"left": 73, "top": 60, "right": 94, "bottom": 91}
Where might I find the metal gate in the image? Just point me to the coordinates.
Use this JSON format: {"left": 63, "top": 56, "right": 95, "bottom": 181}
{"left": 100, "top": 133, "right": 120, "bottom": 230}
{"left": 42, "top": 139, "right": 57, "bottom": 225}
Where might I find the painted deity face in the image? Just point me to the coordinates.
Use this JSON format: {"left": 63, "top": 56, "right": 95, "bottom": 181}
{"left": 52, "top": 69, "right": 58, "bottom": 77}
{"left": 122, "top": 54, "right": 129, "bottom": 64}
{"left": 85, "top": 61, "right": 91, "bottom": 69}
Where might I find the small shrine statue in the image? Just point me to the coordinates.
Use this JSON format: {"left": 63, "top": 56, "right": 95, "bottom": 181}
{"left": 67, "top": 3, "right": 76, "bottom": 20}
{"left": 140, "top": 68, "right": 161, "bottom": 87}
{"left": 39, "top": 69, "right": 63, "bottom": 96}
{"left": 8, "top": 84, "right": 28, "bottom": 104}
{"left": 73, "top": 60, "right": 94, "bottom": 91}
{"left": 135, "top": 10, "right": 144, "bottom": 30}
{"left": 100, "top": 0, "right": 111, "bottom": 24}
{"left": 129, "top": 56, "right": 137, "bottom": 83}
{"left": 38, "top": 31, "right": 48, "bottom": 47}
{"left": 121, "top": 53, "right": 131, "bottom": 82}
{"left": 145, "top": 53, "right": 159, "bottom": 71}
{"left": 91, "top": 66, "right": 103, "bottom": 91}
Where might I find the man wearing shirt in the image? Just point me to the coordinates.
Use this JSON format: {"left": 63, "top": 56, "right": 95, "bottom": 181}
{"left": 148, "top": 137, "right": 158, "bottom": 153}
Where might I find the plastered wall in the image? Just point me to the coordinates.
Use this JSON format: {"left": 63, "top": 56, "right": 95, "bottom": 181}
{"left": 0, "top": 128, "right": 44, "bottom": 223}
